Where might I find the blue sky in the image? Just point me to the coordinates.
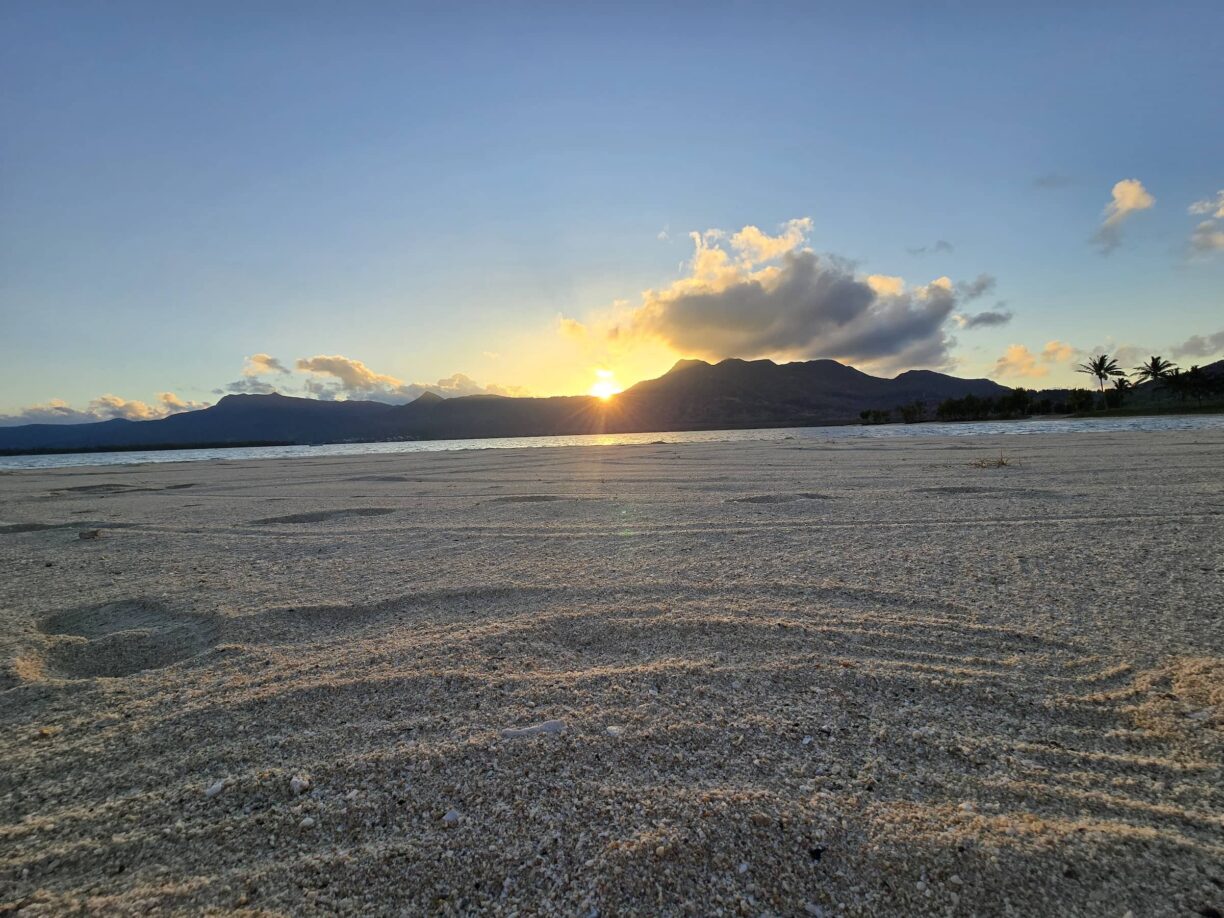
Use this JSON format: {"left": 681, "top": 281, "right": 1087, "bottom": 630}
{"left": 2, "top": 1, "right": 1222, "bottom": 421}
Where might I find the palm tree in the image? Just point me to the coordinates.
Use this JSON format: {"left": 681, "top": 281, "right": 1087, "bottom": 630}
{"left": 1110, "top": 376, "right": 1133, "bottom": 408}
{"left": 1133, "top": 355, "right": 1177, "bottom": 386}
{"left": 1077, "top": 354, "right": 1126, "bottom": 407}
{"left": 1171, "top": 366, "right": 1214, "bottom": 405}
{"left": 1165, "top": 368, "right": 1189, "bottom": 403}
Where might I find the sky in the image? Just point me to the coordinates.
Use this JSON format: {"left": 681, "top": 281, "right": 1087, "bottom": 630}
{"left": 2, "top": 1, "right": 1222, "bottom": 424}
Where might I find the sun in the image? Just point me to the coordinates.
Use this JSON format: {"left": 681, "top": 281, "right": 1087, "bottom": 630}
{"left": 588, "top": 369, "right": 623, "bottom": 400}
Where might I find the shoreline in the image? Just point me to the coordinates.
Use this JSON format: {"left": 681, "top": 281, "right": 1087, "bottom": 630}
{"left": 3, "top": 412, "right": 1223, "bottom": 473}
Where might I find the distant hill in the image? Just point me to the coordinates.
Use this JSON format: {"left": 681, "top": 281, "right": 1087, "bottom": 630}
{"left": 0, "top": 358, "right": 1014, "bottom": 454}
{"left": 0, "top": 394, "right": 397, "bottom": 452}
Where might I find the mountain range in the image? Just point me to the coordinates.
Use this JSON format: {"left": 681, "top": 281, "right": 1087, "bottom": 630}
{"left": 0, "top": 358, "right": 1014, "bottom": 453}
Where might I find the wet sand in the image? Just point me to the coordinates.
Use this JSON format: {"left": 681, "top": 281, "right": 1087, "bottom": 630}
{"left": 1, "top": 431, "right": 1221, "bottom": 915}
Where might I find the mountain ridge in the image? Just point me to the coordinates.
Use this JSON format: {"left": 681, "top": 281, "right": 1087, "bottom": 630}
{"left": 0, "top": 357, "right": 1014, "bottom": 453}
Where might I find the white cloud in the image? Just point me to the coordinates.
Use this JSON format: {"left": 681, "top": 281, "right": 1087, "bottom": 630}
{"left": 559, "top": 218, "right": 991, "bottom": 373}
{"left": 992, "top": 340, "right": 1077, "bottom": 379}
{"left": 1092, "top": 178, "right": 1155, "bottom": 253}
{"left": 295, "top": 355, "right": 528, "bottom": 402}
{"left": 0, "top": 392, "right": 208, "bottom": 427}
{"left": 1189, "top": 191, "right": 1224, "bottom": 219}
{"left": 1189, "top": 220, "right": 1224, "bottom": 254}
{"left": 221, "top": 378, "right": 278, "bottom": 395}
{"left": 217, "top": 353, "right": 293, "bottom": 395}
{"left": 242, "top": 353, "right": 291, "bottom": 376}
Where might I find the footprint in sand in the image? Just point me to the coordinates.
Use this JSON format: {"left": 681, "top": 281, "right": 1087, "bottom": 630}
{"left": 249, "top": 508, "right": 396, "bottom": 525}
{"left": 51, "top": 483, "right": 197, "bottom": 496}
{"left": 0, "top": 523, "right": 59, "bottom": 534}
{"left": 0, "top": 521, "right": 134, "bottom": 536}
{"left": 485, "top": 495, "right": 572, "bottom": 504}
{"left": 727, "top": 493, "right": 834, "bottom": 504}
{"left": 35, "top": 599, "right": 220, "bottom": 679}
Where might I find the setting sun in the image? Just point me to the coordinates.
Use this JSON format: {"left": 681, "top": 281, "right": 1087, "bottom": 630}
{"left": 588, "top": 369, "right": 623, "bottom": 400}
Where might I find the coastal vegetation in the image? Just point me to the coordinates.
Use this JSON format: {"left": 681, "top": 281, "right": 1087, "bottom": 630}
{"left": 861, "top": 354, "right": 1224, "bottom": 425}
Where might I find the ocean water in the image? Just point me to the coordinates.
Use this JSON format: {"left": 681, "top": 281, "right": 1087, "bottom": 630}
{"left": 3, "top": 414, "right": 1222, "bottom": 470}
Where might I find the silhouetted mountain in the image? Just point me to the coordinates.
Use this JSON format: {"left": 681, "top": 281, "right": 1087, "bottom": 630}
{"left": 0, "top": 394, "right": 396, "bottom": 452}
{"left": 614, "top": 358, "right": 1007, "bottom": 430}
{"left": 0, "top": 358, "right": 1015, "bottom": 453}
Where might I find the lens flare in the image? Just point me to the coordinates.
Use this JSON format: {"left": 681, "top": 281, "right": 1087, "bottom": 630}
{"left": 588, "top": 369, "right": 622, "bottom": 400}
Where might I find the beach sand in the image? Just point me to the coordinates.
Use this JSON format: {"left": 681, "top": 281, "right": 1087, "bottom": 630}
{"left": 1, "top": 431, "right": 1221, "bottom": 916}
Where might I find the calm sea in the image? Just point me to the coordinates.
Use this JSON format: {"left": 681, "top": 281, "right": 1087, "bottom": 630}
{"left": 3, "top": 414, "right": 1222, "bottom": 471}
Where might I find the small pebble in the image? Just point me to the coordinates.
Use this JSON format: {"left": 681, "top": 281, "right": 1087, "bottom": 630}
{"left": 204, "top": 780, "right": 226, "bottom": 798}
{"left": 78, "top": 529, "right": 102, "bottom": 540}
{"left": 290, "top": 775, "right": 311, "bottom": 795}
{"left": 443, "top": 808, "right": 460, "bottom": 826}
{"left": 606, "top": 725, "right": 625, "bottom": 737}
{"left": 299, "top": 816, "right": 316, "bottom": 829}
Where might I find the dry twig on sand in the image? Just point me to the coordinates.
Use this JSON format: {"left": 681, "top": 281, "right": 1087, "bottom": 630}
{"left": 970, "top": 450, "right": 1011, "bottom": 468}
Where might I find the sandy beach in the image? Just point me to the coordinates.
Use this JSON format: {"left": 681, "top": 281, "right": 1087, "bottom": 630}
{"left": 1, "top": 431, "right": 1221, "bottom": 916}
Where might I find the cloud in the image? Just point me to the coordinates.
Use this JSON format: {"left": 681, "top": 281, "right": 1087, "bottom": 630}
{"left": 157, "top": 392, "right": 210, "bottom": 413}
{"left": 1041, "top": 340, "right": 1076, "bottom": 364}
{"left": 1186, "top": 188, "right": 1224, "bottom": 255}
{"left": 242, "top": 353, "right": 290, "bottom": 376}
{"left": 220, "top": 378, "right": 278, "bottom": 395}
{"left": 994, "top": 345, "right": 1046, "bottom": 378}
{"left": 956, "top": 273, "right": 996, "bottom": 301}
{"left": 1092, "top": 178, "right": 1155, "bottom": 253}
{"left": 866, "top": 275, "right": 905, "bottom": 297}
{"left": 1189, "top": 191, "right": 1224, "bottom": 219}
{"left": 1034, "top": 173, "right": 1075, "bottom": 189}
{"left": 562, "top": 218, "right": 987, "bottom": 373}
{"left": 213, "top": 353, "right": 294, "bottom": 396}
{"left": 992, "top": 339, "right": 1077, "bottom": 379}
{"left": 1077, "top": 340, "right": 1150, "bottom": 374}
{"left": 2, "top": 352, "right": 529, "bottom": 427}
{"left": 1172, "top": 328, "right": 1224, "bottom": 359}
{"left": 1189, "top": 220, "right": 1224, "bottom": 254}
{"left": 295, "top": 355, "right": 403, "bottom": 394}
{"left": 954, "top": 305, "right": 1013, "bottom": 329}
{"left": 557, "top": 316, "right": 589, "bottom": 340}
{"left": 295, "top": 354, "right": 528, "bottom": 403}
{"left": 906, "top": 240, "right": 954, "bottom": 256}
{"left": 729, "top": 218, "right": 812, "bottom": 264}
{"left": 0, "top": 392, "right": 208, "bottom": 427}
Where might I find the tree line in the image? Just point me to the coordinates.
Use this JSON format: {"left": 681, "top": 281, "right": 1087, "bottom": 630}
{"left": 859, "top": 354, "right": 1223, "bottom": 425}
{"left": 1075, "top": 354, "right": 1222, "bottom": 407}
